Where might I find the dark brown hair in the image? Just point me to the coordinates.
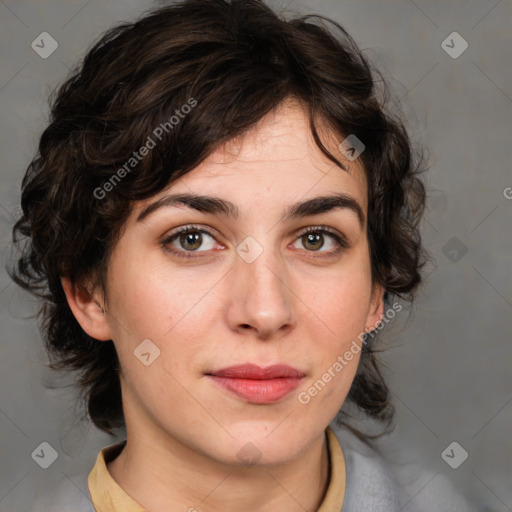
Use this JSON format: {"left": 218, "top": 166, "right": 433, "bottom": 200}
{"left": 9, "top": 0, "right": 427, "bottom": 441}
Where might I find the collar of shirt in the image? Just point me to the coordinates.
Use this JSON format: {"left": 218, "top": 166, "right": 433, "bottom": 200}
{"left": 88, "top": 426, "right": 346, "bottom": 512}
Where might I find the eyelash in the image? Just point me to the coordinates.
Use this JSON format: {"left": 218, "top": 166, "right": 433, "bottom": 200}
{"left": 160, "top": 224, "right": 349, "bottom": 260}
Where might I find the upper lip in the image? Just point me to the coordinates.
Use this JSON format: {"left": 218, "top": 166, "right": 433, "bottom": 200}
{"left": 207, "top": 364, "right": 305, "bottom": 379}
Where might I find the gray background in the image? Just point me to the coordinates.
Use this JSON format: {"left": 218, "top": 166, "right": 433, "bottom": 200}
{"left": 0, "top": 0, "right": 511, "bottom": 510}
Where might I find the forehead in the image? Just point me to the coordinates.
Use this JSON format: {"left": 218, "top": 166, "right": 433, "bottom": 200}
{"left": 134, "top": 99, "right": 368, "bottom": 218}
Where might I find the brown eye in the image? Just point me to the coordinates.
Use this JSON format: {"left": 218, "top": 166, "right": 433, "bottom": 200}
{"left": 162, "top": 226, "right": 218, "bottom": 257}
{"left": 302, "top": 232, "right": 324, "bottom": 251}
{"left": 179, "top": 231, "right": 203, "bottom": 251}
{"left": 292, "top": 227, "right": 347, "bottom": 257}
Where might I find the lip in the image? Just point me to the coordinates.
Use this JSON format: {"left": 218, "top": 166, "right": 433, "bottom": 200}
{"left": 206, "top": 364, "right": 305, "bottom": 404}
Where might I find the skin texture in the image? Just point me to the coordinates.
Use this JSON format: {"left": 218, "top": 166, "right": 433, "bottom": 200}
{"left": 62, "top": 98, "right": 384, "bottom": 512}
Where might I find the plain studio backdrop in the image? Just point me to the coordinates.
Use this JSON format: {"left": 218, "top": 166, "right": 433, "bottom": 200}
{"left": 0, "top": 1, "right": 510, "bottom": 511}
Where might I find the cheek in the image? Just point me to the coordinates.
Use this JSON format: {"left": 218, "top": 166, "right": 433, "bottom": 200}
{"left": 106, "top": 251, "right": 196, "bottom": 339}
{"left": 305, "top": 266, "right": 373, "bottom": 338}
{"left": 297, "top": 251, "right": 372, "bottom": 401}
{"left": 105, "top": 254, "right": 220, "bottom": 383}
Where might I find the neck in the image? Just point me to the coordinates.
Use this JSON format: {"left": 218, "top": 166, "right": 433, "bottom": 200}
{"left": 107, "top": 419, "right": 330, "bottom": 512}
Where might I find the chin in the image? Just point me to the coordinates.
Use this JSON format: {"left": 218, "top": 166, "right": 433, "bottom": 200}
{"left": 208, "top": 424, "right": 309, "bottom": 468}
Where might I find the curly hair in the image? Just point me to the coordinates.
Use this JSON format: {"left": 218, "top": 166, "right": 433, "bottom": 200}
{"left": 9, "top": 0, "right": 427, "bottom": 440}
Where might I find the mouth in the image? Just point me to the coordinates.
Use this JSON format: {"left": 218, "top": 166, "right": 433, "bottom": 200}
{"left": 205, "top": 364, "right": 305, "bottom": 404}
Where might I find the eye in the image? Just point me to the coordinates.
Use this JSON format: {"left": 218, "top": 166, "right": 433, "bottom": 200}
{"left": 161, "top": 225, "right": 220, "bottom": 258}
{"left": 292, "top": 226, "right": 347, "bottom": 256}
{"left": 161, "top": 224, "right": 348, "bottom": 260}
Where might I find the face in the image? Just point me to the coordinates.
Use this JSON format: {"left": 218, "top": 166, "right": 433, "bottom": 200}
{"left": 73, "top": 99, "right": 383, "bottom": 466}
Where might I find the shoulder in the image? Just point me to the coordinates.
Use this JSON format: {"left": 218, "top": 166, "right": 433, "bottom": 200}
{"left": 30, "top": 438, "right": 126, "bottom": 512}
{"left": 329, "top": 421, "right": 475, "bottom": 512}
{"left": 30, "top": 470, "right": 95, "bottom": 512}
{"left": 332, "top": 422, "right": 401, "bottom": 512}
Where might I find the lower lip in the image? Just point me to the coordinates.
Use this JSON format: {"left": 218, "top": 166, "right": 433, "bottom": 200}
{"left": 208, "top": 376, "right": 303, "bottom": 404}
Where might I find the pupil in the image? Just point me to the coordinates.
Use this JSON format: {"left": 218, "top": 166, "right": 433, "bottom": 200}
{"left": 181, "top": 232, "right": 201, "bottom": 250}
{"left": 305, "top": 233, "right": 323, "bottom": 251}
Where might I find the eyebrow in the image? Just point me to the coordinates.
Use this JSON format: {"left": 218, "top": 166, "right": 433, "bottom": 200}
{"left": 136, "top": 192, "right": 365, "bottom": 228}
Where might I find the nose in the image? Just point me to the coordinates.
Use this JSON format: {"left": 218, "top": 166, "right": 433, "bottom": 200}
{"left": 225, "top": 247, "right": 296, "bottom": 340}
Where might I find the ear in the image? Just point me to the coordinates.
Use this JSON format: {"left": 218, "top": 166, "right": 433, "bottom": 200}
{"left": 60, "top": 276, "right": 112, "bottom": 341}
{"left": 364, "top": 283, "right": 385, "bottom": 333}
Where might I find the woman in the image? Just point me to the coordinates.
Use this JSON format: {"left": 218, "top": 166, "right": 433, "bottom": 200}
{"left": 10, "top": 0, "right": 472, "bottom": 510}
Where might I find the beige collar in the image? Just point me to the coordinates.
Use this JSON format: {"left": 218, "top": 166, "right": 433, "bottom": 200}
{"left": 88, "top": 426, "right": 345, "bottom": 512}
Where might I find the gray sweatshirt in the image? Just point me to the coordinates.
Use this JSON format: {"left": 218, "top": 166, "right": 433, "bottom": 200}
{"left": 31, "top": 420, "right": 475, "bottom": 511}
